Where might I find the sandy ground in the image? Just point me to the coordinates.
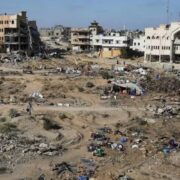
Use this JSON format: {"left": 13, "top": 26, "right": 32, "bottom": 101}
{"left": 0, "top": 55, "right": 179, "bottom": 180}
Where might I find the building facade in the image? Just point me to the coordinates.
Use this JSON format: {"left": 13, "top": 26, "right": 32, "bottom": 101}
{"left": 39, "top": 25, "right": 71, "bottom": 42}
{"left": 0, "top": 11, "right": 29, "bottom": 52}
{"left": 91, "top": 32, "right": 129, "bottom": 50}
{"left": 89, "top": 21, "right": 104, "bottom": 36}
{"left": 144, "top": 22, "right": 180, "bottom": 63}
{"left": 0, "top": 11, "right": 40, "bottom": 54}
{"left": 131, "top": 35, "right": 145, "bottom": 52}
{"left": 90, "top": 31, "right": 130, "bottom": 58}
{"left": 71, "top": 28, "right": 91, "bottom": 52}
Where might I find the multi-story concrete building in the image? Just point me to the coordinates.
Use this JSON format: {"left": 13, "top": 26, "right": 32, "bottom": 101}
{"left": 131, "top": 35, "right": 145, "bottom": 52}
{"left": 71, "top": 21, "right": 103, "bottom": 52}
{"left": 91, "top": 32, "right": 129, "bottom": 50}
{"left": 39, "top": 25, "right": 71, "bottom": 42}
{"left": 0, "top": 11, "right": 29, "bottom": 52}
{"left": 144, "top": 22, "right": 180, "bottom": 63}
{"left": 71, "top": 28, "right": 91, "bottom": 52}
{"left": 91, "top": 31, "right": 130, "bottom": 58}
{"left": 89, "top": 21, "right": 104, "bottom": 36}
{"left": 0, "top": 11, "right": 40, "bottom": 54}
{"left": 28, "top": 21, "right": 41, "bottom": 54}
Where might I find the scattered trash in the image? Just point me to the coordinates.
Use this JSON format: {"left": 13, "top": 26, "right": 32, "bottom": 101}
{"left": 52, "top": 162, "right": 74, "bottom": 175}
{"left": 93, "top": 148, "right": 105, "bottom": 157}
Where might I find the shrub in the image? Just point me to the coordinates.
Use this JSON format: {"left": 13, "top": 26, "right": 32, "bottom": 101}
{"left": 42, "top": 117, "right": 61, "bottom": 130}
{"left": 86, "top": 82, "right": 95, "bottom": 88}
{"left": 9, "top": 109, "right": 20, "bottom": 118}
{"left": 0, "top": 117, "right": 6, "bottom": 122}
{"left": 0, "top": 123, "right": 17, "bottom": 134}
{"left": 100, "top": 71, "right": 113, "bottom": 80}
{"left": 78, "top": 87, "right": 85, "bottom": 92}
{"left": 59, "top": 112, "right": 73, "bottom": 120}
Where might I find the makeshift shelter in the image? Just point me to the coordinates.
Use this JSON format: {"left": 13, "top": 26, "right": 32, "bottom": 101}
{"left": 112, "top": 82, "right": 143, "bottom": 96}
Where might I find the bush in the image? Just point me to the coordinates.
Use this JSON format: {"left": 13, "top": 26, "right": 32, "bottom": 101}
{"left": 100, "top": 71, "right": 113, "bottom": 80}
{"left": 59, "top": 112, "right": 74, "bottom": 120}
{"left": 78, "top": 87, "right": 85, "bottom": 92}
{"left": 9, "top": 109, "right": 20, "bottom": 118}
{"left": 0, "top": 123, "right": 17, "bottom": 134}
{"left": 0, "top": 117, "right": 7, "bottom": 122}
{"left": 42, "top": 117, "right": 61, "bottom": 130}
{"left": 86, "top": 82, "right": 95, "bottom": 88}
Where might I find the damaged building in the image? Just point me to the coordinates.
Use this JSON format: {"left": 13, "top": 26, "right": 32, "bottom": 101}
{"left": 39, "top": 25, "right": 71, "bottom": 42}
{"left": 71, "top": 28, "right": 91, "bottom": 52}
{"left": 71, "top": 21, "right": 103, "bottom": 52}
{"left": 91, "top": 31, "right": 130, "bottom": 58}
{"left": 0, "top": 11, "right": 41, "bottom": 54}
{"left": 144, "top": 22, "right": 180, "bottom": 63}
{"left": 71, "top": 21, "right": 131, "bottom": 57}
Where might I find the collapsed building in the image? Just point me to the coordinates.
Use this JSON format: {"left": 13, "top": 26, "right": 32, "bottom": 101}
{"left": 71, "top": 28, "right": 91, "bottom": 52}
{"left": 39, "top": 25, "right": 71, "bottom": 43}
{"left": 0, "top": 11, "right": 41, "bottom": 54}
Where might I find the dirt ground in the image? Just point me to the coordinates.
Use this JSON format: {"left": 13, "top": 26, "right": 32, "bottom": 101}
{"left": 0, "top": 54, "right": 180, "bottom": 180}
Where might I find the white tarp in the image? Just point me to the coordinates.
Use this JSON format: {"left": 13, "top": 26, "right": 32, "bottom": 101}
{"left": 113, "top": 82, "right": 143, "bottom": 95}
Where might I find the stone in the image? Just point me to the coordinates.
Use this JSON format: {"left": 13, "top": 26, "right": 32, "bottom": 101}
{"left": 39, "top": 143, "right": 48, "bottom": 148}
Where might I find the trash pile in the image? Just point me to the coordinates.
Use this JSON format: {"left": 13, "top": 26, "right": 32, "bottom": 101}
{"left": 23, "top": 142, "right": 64, "bottom": 156}
{"left": 0, "top": 70, "right": 22, "bottom": 76}
{"left": 87, "top": 127, "right": 129, "bottom": 157}
{"left": 146, "top": 104, "right": 180, "bottom": 118}
{"left": 162, "top": 138, "right": 179, "bottom": 155}
{"left": 52, "top": 159, "right": 97, "bottom": 179}
{"left": 0, "top": 51, "right": 28, "bottom": 64}
{"left": 0, "top": 134, "right": 65, "bottom": 168}
{"left": 29, "top": 91, "right": 45, "bottom": 103}
{"left": 140, "top": 76, "right": 180, "bottom": 94}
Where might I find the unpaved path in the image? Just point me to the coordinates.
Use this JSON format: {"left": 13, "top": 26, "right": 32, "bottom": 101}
{"left": 0, "top": 104, "right": 145, "bottom": 112}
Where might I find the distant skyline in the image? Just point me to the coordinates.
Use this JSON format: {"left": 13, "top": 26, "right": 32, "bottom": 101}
{"left": 0, "top": 0, "right": 179, "bottom": 30}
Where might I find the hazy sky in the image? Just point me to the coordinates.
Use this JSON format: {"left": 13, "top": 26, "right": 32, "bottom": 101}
{"left": 0, "top": 0, "right": 179, "bottom": 29}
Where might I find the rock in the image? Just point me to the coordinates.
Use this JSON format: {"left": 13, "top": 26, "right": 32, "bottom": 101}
{"left": 39, "top": 143, "right": 48, "bottom": 148}
{"left": 43, "top": 151, "right": 58, "bottom": 156}
{"left": 6, "top": 145, "right": 15, "bottom": 151}
{"left": 132, "top": 144, "right": 139, "bottom": 149}
{"left": 157, "top": 108, "right": 164, "bottom": 114}
{"left": 30, "top": 145, "right": 38, "bottom": 152}
{"left": 144, "top": 118, "right": 156, "bottom": 124}
{"left": 22, "top": 149, "right": 29, "bottom": 154}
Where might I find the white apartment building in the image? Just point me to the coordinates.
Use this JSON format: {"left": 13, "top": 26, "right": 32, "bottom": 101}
{"left": 144, "top": 22, "right": 180, "bottom": 63}
{"left": 131, "top": 35, "right": 145, "bottom": 52}
{"left": 91, "top": 32, "right": 129, "bottom": 51}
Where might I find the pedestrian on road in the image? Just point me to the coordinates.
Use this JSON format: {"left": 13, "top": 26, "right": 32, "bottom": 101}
{"left": 26, "top": 101, "right": 33, "bottom": 115}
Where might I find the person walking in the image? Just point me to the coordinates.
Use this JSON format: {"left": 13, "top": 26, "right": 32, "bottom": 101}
{"left": 26, "top": 101, "right": 33, "bottom": 115}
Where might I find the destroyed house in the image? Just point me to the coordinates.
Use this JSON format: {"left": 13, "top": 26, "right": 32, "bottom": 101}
{"left": 0, "top": 11, "right": 40, "bottom": 54}
{"left": 71, "top": 28, "right": 91, "bottom": 52}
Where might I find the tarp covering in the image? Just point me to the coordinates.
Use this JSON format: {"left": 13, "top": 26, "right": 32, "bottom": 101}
{"left": 112, "top": 82, "right": 143, "bottom": 95}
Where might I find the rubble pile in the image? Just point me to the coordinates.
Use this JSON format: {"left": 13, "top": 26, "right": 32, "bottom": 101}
{"left": 146, "top": 103, "right": 180, "bottom": 118}
{"left": 140, "top": 76, "right": 180, "bottom": 94}
{"left": 0, "top": 134, "right": 65, "bottom": 167}
{"left": 52, "top": 159, "right": 96, "bottom": 179}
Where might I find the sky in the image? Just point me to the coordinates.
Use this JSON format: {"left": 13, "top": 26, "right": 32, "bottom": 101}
{"left": 0, "top": 0, "right": 179, "bottom": 30}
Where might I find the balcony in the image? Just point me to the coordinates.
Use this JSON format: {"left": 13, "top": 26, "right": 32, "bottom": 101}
{"left": 5, "top": 33, "right": 19, "bottom": 37}
{"left": 71, "top": 41, "right": 90, "bottom": 45}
